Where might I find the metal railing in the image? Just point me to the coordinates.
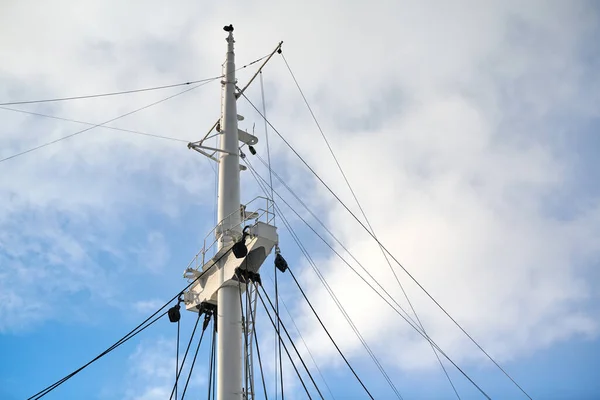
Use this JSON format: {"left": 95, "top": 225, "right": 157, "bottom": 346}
{"left": 184, "top": 196, "right": 275, "bottom": 273}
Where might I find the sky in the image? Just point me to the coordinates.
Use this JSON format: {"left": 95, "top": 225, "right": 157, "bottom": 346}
{"left": 1, "top": 1, "right": 600, "bottom": 399}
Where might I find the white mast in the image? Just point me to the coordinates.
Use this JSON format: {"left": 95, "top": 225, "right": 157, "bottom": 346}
{"left": 182, "top": 26, "right": 279, "bottom": 400}
{"left": 217, "top": 24, "right": 243, "bottom": 400}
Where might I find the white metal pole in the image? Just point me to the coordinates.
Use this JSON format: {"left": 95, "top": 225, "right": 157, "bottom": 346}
{"left": 217, "top": 26, "right": 243, "bottom": 400}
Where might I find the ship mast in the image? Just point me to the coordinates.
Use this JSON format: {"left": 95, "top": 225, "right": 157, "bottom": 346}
{"left": 182, "top": 25, "right": 279, "bottom": 400}
{"left": 217, "top": 24, "right": 243, "bottom": 400}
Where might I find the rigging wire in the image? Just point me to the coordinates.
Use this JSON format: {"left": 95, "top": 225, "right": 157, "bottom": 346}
{"left": 211, "top": 327, "right": 217, "bottom": 400}
{"left": 242, "top": 156, "right": 376, "bottom": 400}
{"left": 0, "top": 77, "right": 221, "bottom": 106}
{"left": 243, "top": 156, "right": 491, "bottom": 399}
{"left": 253, "top": 283, "right": 314, "bottom": 400}
{"left": 0, "top": 78, "right": 218, "bottom": 164}
{"left": 26, "top": 247, "right": 234, "bottom": 400}
{"left": 260, "top": 71, "right": 275, "bottom": 221}
{"left": 280, "top": 51, "right": 461, "bottom": 400}
{"left": 176, "top": 317, "right": 181, "bottom": 400}
{"left": 241, "top": 92, "right": 530, "bottom": 399}
{"left": 275, "top": 206, "right": 403, "bottom": 400}
{"left": 28, "top": 309, "right": 168, "bottom": 400}
{"left": 181, "top": 314, "right": 213, "bottom": 400}
{"left": 275, "top": 259, "right": 285, "bottom": 400}
{"left": 0, "top": 106, "right": 190, "bottom": 142}
{"left": 264, "top": 274, "right": 336, "bottom": 400}
{"left": 259, "top": 283, "right": 326, "bottom": 400}
{"left": 207, "top": 323, "right": 217, "bottom": 400}
{"left": 0, "top": 53, "right": 269, "bottom": 106}
{"left": 169, "top": 312, "right": 202, "bottom": 400}
{"left": 247, "top": 279, "right": 270, "bottom": 400}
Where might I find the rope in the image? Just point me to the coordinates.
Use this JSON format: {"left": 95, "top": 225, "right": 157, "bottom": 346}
{"left": 26, "top": 246, "right": 234, "bottom": 400}
{"left": 259, "top": 284, "right": 325, "bottom": 400}
{"left": 265, "top": 274, "right": 336, "bottom": 400}
{"left": 181, "top": 314, "right": 212, "bottom": 399}
{"left": 254, "top": 283, "right": 314, "bottom": 400}
{"left": 169, "top": 312, "right": 202, "bottom": 400}
{"left": 28, "top": 310, "right": 168, "bottom": 400}
{"left": 275, "top": 261, "right": 285, "bottom": 400}
{"left": 207, "top": 323, "right": 216, "bottom": 400}
{"left": 175, "top": 318, "right": 180, "bottom": 400}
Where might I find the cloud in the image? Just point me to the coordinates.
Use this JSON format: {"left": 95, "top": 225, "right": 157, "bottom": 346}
{"left": 0, "top": 2, "right": 598, "bottom": 394}
{"left": 268, "top": 0, "right": 600, "bottom": 376}
{"left": 125, "top": 337, "right": 207, "bottom": 400}
{"left": 133, "top": 299, "right": 165, "bottom": 314}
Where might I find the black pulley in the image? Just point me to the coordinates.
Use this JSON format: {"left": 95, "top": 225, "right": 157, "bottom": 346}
{"left": 168, "top": 304, "right": 181, "bottom": 323}
{"left": 275, "top": 253, "right": 288, "bottom": 272}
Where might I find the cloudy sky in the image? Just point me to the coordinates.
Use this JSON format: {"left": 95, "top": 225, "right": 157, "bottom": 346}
{"left": 1, "top": 1, "right": 599, "bottom": 399}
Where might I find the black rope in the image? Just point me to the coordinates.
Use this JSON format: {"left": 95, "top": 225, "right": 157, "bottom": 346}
{"left": 26, "top": 237, "right": 235, "bottom": 399}
{"left": 169, "top": 312, "right": 202, "bottom": 400}
{"left": 181, "top": 313, "right": 213, "bottom": 399}
{"left": 28, "top": 309, "right": 168, "bottom": 400}
{"left": 176, "top": 318, "right": 180, "bottom": 400}
{"left": 207, "top": 322, "right": 216, "bottom": 400}
{"left": 255, "top": 283, "right": 314, "bottom": 400}
{"left": 241, "top": 93, "right": 521, "bottom": 398}
{"left": 276, "top": 266, "right": 375, "bottom": 399}
{"left": 275, "top": 262, "right": 285, "bottom": 400}
{"left": 211, "top": 329, "right": 217, "bottom": 400}
{"left": 259, "top": 284, "right": 325, "bottom": 400}
{"left": 267, "top": 274, "right": 337, "bottom": 400}
{"left": 248, "top": 282, "right": 269, "bottom": 400}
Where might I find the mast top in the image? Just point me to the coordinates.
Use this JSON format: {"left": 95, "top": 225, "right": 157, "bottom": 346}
{"left": 223, "top": 24, "right": 234, "bottom": 32}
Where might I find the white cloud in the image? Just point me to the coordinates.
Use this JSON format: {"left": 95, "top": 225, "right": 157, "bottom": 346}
{"left": 0, "top": 1, "right": 598, "bottom": 393}
{"left": 133, "top": 299, "right": 165, "bottom": 314}
{"left": 126, "top": 337, "right": 207, "bottom": 400}
{"left": 272, "top": 0, "right": 600, "bottom": 376}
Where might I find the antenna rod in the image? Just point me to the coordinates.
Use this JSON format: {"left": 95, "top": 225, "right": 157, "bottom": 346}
{"left": 217, "top": 24, "right": 243, "bottom": 400}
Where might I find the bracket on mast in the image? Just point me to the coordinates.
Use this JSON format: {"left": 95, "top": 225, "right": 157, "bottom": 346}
{"left": 188, "top": 124, "right": 257, "bottom": 172}
{"left": 183, "top": 220, "right": 278, "bottom": 311}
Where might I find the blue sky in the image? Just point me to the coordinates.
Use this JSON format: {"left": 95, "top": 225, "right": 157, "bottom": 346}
{"left": 1, "top": 1, "right": 600, "bottom": 399}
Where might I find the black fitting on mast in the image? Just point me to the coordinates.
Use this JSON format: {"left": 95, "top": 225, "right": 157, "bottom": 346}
{"left": 223, "top": 24, "right": 234, "bottom": 32}
{"left": 168, "top": 295, "right": 184, "bottom": 323}
{"left": 232, "top": 226, "right": 251, "bottom": 258}
{"left": 234, "top": 267, "right": 262, "bottom": 286}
